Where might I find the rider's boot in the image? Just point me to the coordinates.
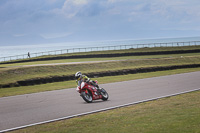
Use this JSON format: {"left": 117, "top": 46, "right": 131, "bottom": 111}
{"left": 96, "top": 85, "right": 101, "bottom": 93}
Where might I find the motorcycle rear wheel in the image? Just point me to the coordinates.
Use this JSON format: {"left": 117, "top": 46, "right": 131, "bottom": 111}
{"left": 101, "top": 88, "right": 109, "bottom": 101}
{"left": 81, "top": 91, "right": 93, "bottom": 103}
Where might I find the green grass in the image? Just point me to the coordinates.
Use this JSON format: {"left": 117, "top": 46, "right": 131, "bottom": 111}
{"left": 1, "top": 56, "right": 200, "bottom": 85}
{"left": 1, "top": 52, "right": 200, "bottom": 68}
{"left": 9, "top": 89, "right": 200, "bottom": 133}
{"left": 1, "top": 67, "right": 200, "bottom": 97}
{"left": 1, "top": 45, "right": 200, "bottom": 67}
{"left": 3, "top": 45, "right": 200, "bottom": 133}
{"left": 0, "top": 45, "right": 200, "bottom": 97}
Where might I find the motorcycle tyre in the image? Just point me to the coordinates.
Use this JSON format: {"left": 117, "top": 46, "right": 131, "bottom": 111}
{"left": 81, "top": 91, "right": 93, "bottom": 103}
{"left": 100, "top": 88, "right": 109, "bottom": 101}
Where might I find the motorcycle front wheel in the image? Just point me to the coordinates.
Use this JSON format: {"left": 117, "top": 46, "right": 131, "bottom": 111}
{"left": 100, "top": 88, "right": 109, "bottom": 101}
{"left": 81, "top": 91, "right": 93, "bottom": 103}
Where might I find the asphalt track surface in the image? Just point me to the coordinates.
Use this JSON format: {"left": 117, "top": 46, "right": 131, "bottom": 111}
{"left": 0, "top": 71, "right": 200, "bottom": 132}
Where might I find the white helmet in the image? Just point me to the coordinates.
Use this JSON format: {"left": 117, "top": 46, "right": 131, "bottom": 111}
{"left": 75, "top": 71, "right": 82, "bottom": 79}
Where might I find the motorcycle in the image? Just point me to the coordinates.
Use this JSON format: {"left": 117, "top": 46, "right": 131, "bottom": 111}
{"left": 76, "top": 81, "right": 109, "bottom": 103}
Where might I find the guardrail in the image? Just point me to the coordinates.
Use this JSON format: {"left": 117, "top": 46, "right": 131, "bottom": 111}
{"left": 0, "top": 41, "right": 200, "bottom": 62}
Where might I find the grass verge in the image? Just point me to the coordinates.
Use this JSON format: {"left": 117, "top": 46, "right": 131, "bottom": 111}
{"left": 1, "top": 46, "right": 200, "bottom": 67}
{"left": 1, "top": 67, "right": 200, "bottom": 97}
{"left": 9, "top": 89, "right": 200, "bottom": 133}
{"left": 1, "top": 56, "right": 200, "bottom": 85}
{"left": 0, "top": 53, "right": 200, "bottom": 68}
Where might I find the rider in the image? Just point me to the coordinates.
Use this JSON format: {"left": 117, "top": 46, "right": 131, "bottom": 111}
{"left": 75, "top": 71, "right": 100, "bottom": 89}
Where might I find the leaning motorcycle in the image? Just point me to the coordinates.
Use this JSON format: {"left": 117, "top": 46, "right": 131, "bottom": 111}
{"left": 76, "top": 81, "right": 109, "bottom": 103}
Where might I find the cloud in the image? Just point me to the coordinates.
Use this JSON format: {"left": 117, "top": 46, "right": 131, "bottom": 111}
{"left": 46, "top": 0, "right": 58, "bottom": 4}
{"left": 118, "top": 0, "right": 200, "bottom": 25}
{"left": 52, "top": 0, "right": 109, "bottom": 18}
{"left": 71, "top": 0, "right": 88, "bottom": 5}
{"left": 13, "top": 34, "right": 27, "bottom": 37}
{"left": 18, "top": 0, "right": 197, "bottom": 25}
{"left": 40, "top": 32, "right": 73, "bottom": 39}
{"left": 55, "top": 0, "right": 90, "bottom": 18}
{"left": 107, "top": 0, "right": 125, "bottom": 3}
{"left": 0, "top": 0, "right": 200, "bottom": 46}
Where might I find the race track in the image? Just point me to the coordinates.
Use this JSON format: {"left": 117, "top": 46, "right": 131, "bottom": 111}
{"left": 0, "top": 71, "right": 200, "bottom": 132}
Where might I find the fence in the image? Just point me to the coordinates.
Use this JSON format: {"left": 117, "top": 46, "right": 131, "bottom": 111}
{"left": 0, "top": 41, "right": 200, "bottom": 62}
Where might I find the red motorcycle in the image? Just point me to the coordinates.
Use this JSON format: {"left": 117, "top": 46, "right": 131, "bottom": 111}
{"left": 76, "top": 81, "right": 109, "bottom": 103}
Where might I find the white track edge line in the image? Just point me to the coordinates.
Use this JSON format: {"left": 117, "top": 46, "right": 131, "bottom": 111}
{"left": 1, "top": 88, "right": 200, "bottom": 133}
